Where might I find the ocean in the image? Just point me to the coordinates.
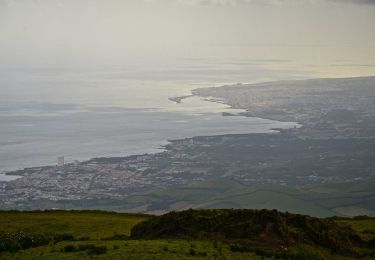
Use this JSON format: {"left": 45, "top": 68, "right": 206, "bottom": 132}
{"left": 0, "top": 60, "right": 303, "bottom": 173}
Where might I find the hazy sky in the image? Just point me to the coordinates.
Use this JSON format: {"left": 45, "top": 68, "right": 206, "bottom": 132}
{"left": 1, "top": 0, "right": 375, "bottom": 73}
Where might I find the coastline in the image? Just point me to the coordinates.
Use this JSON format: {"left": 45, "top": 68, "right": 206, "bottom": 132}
{"left": 3, "top": 87, "right": 299, "bottom": 176}
{"left": 4, "top": 75, "right": 374, "bottom": 176}
{"left": 1, "top": 76, "right": 375, "bottom": 216}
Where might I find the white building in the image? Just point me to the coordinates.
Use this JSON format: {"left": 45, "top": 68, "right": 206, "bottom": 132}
{"left": 57, "top": 156, "right": 64, "bottom": 166}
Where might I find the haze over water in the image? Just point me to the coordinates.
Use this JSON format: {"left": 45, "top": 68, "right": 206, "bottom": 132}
{"left": 1, "top": 61, "right": 301, "bottom": 172}
{"left": 1, "top": 0, "right": 375, "bottom": 172}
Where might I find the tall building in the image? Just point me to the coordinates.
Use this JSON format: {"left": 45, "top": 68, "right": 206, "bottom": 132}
{"left": 57, "top": 156, "right": 64, "bottom": 166}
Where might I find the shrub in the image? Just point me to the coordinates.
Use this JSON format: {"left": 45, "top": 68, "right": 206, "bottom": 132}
{"left": 78, "top": 236, "right": 90, "bottom": 241}
{"left": 0, "top": 232, "right": 49, "bottom": 253}
{"left": 199, "top": 252, "right": 207, "bottom": 256}
{"left": 189, "top": 248, "right": 196, "bottom": 256}
{"left": 101, "top": 233, "right": 129, "bottom": 240}
{"left": 53, "top": 233, "right": 75, "bottom": 243}
{"left": 77, "top": 244, "right": 96, "bottom": 251}
{"left": 88, "top": 245, "right": 107, "bottom": 255}
{"left": 63, "top": 244, "right": 107, "bottom": 255}
{"left": 230, "top": 243, "right": 251, "bottom": 253}
{"left": 63, "top": 245, "right": 76, "bottom": 252}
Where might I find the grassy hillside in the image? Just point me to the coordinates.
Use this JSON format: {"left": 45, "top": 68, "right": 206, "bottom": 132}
{"left": 131, "top": 209, "right": 375, "bottom": 259}
{"left": 9, "top": 177, "right": 373, "bottom": 218}
{"left": 0, "top": 209, "right": 374, "bottom": 259}
{"left": 0, "top": 210, "right": 149, "bottom": 239}
{"left": 118, "top": 179, "right": 374, "bottom": 217}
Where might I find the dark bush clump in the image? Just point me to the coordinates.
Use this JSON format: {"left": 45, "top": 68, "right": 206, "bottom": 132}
{"left": 78, "top": 236, "right": 90, "bottom": 241}
{"left": 101, "top": 233, "right": 129, "bottom": 240}
{"left": 63, "top": 244, "right": 76, "bottom": 252}
{"left": 230, "top": 242, "right": 253, "bottom": 253}
{"left": 53, "top": 233, "right": 75, "bottom": 243}
{"left": 130, "top": 208, "right": 366, "bottom": 255}
{"left": 62, "top": 244, "right": 107, "bottom": 255}
{"left": 0, "top": 232, "right": 49, "bottom": 253}
{"left": 77, "top": 244, "right": 96, "bottom": 251}
{"left": 88, "top": 245, "right": 107, "bottom": 255}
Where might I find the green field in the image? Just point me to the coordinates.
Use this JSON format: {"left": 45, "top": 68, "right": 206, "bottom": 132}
{"left": 0, "top": 211, "right": 149, "bottom": 239}
{"left": 0, "top": 209, "right": 374, "bottom": 259}
{"left": 124, "top": 179, "right": 375, "bottom": 217}
{"left": 0, "top": 210, "right": 259, "bottom": 259}
{"left": 2, "top": 239, "right": 264, "bottom": 260}
{"left": 7, "top": 179, "right": 374, "bottom": 218}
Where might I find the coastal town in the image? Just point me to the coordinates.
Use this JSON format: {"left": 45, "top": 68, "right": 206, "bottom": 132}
{"left": 1, "top": 77, "right": 375, "bottom": 213}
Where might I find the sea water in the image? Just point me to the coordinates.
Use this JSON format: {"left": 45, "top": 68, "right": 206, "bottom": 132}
{"left": 0, "top": 61, "right": 299, "bottom": 172}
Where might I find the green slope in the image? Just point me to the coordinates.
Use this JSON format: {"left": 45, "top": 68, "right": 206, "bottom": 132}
{"left": 7, "top": 179, "right": 373, "bottom": 218}
{"left": 0, "top": 210, "right": 374, "bottom": 259}
{"left": 120, "top": 179, "right": 374, "bottom": 217}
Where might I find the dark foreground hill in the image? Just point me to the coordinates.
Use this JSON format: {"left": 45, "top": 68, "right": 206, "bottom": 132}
{"left": 0, "top": 209, "right": 374, "bottom": 259}
{"left": 132, "top": 209, "right": 374, "bottom": 259}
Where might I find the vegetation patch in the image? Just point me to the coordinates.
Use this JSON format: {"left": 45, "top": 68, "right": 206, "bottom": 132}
{"left": 62, "top": 244, "right": 107, "bottom": 255}
{"left": 131, "top": 209, "right": 371, "bottom": 258}
{"left": 0, "top": 232, "right": 49, "bottom": 253}
{"left": 0, "top": 209, "right": 374, "bottom": 259}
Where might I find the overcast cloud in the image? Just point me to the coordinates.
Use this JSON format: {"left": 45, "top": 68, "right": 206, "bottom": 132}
{"left": 0, "top": 0, "right": 374, "bottom": 69}
{"left": 146, "top": 0, "right": 375, "bottom": 6}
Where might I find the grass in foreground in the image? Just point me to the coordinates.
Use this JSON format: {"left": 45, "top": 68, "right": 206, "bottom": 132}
{"left": 0, "top": 209, "right": 374, "bottom": 259}
{"left": 0, "top": 210, "right": 149, "bottom": 240}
